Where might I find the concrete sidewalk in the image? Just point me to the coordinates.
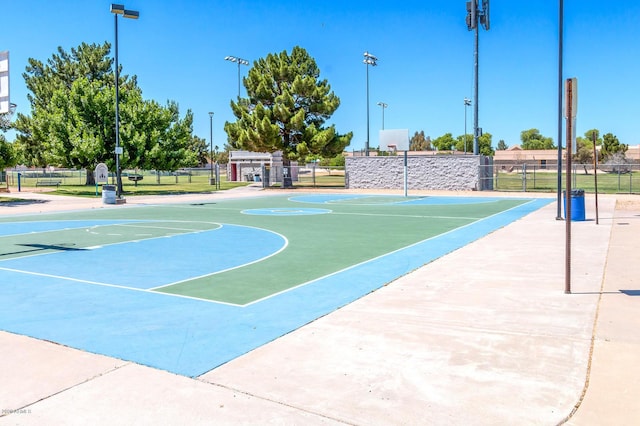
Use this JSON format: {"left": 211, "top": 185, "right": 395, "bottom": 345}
{"left": 0, "top": 191, "right": 638, "bottom": 425}
{"left": 566, "top": 200, "right": 640, "bottom": 425}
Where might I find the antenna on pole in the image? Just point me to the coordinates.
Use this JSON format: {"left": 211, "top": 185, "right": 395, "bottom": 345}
{"left": 481, "top": 0, "right": 490, "bottom": 30}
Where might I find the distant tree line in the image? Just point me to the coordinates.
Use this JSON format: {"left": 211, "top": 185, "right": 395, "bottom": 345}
{"left": 407, "top": 127, "right": 630, "bottom": 166}
{"left": 1, "top": 42, "right": 632, "bottom": 181}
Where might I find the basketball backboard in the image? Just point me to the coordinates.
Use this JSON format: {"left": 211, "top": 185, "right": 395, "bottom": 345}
{"left": 0, "top": 51, "right": 9, "bottom": 114}
{"left": 379, "top": 129, "right": 409, "bottom": 152}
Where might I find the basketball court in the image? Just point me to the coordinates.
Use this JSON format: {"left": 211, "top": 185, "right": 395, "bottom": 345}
{"left": 0, "top": 193, "right": 551, "bottom": 377}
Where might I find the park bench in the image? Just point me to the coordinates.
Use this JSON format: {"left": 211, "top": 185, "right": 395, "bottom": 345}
{"left": 36, "top": 180, "right": 62, "bottom": 187}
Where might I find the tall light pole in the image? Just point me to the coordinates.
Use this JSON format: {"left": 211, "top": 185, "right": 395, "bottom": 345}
{"left": 363, "top": 51, "right": 378, "bottom": 156}
{"left": 224, "top": 55, "right": 249, "bottom": 98}
{"left": 208, "top": 112, "right": 214, "bottom": 185}
{"left": 464, "top": 97, "right": 472, "bottom": 154}
{"left": 377, "top": 102, "right": 388, "bottom": 130}
{"left": 466, "top": 0, "right": 489, "bottom": 155}
{"left": 110, "top": 4, "right": 139, "bottom": 200}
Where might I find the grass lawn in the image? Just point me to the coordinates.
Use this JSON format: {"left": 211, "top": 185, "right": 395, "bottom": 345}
{"left": 494, "top": 170, "right": 640, "bottom": 193}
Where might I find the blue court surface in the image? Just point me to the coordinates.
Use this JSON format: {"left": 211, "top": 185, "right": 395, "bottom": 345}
{"left": 0, "top": 194, "right": 553, "bottom": 377}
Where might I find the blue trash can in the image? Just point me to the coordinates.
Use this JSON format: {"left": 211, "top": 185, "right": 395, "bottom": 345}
{"left": 563, "top": 189, "right": 585, "bottom": 221}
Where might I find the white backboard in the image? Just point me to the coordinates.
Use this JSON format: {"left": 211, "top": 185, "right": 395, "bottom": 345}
{"left": 0, "top": 51, "right": 9, "bottom": 114}
{"left": 379, "top": 129, "right": 409, "bottom": 152}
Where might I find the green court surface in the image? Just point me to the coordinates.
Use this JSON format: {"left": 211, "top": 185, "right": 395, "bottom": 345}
{"left": 0, "top": 194, "right": 530, "bottom": 305}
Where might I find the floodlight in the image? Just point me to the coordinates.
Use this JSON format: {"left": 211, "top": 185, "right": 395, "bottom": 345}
{"left": 363, "top": 51, "right": 378, "bottom": 66}
{"left": 363, "top": 51, "right": 378, "bottom": 61}
{"left": 110, "top": 4, "right": 124, "bottom": 14}
{"left": 123, "top": 9, "right": 139, "bottom": 19}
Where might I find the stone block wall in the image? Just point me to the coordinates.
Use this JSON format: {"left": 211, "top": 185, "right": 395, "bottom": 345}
{"left": 346, "top": 155, "right": 491, "bottom": 191}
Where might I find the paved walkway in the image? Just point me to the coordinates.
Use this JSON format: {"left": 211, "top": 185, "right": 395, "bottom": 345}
{"left": 0, "top": 190, "right": 638, "bottom": 425}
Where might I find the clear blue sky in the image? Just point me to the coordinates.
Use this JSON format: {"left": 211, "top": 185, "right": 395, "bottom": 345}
{"left": 3, "top": 1, "right": 640, "bottom": 152}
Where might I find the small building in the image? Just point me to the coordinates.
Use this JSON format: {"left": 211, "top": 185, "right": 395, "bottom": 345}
{"left": 227, "top": 150, "right": 298, "bottom": 184}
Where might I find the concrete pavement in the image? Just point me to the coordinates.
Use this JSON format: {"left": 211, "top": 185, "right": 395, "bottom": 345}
{"left": 0, "top": 189, "right": 638, "bottom": 425}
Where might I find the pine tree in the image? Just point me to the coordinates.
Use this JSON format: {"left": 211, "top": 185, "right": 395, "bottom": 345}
{"left": 224, "top": 46, "right": 352, "bottom": 163}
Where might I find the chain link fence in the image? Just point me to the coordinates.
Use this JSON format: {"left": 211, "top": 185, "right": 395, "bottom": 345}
{"left": 486, "top": 163, "right": 640, "bottom": 194}
{"left": 3, "top": 168, "right": 221, "bottom": 188}
{"left": 3, "top": 165, "right": 347, "bottom": 189}
{"left": 3, "top": 163, "right": 638, "bottom": 194}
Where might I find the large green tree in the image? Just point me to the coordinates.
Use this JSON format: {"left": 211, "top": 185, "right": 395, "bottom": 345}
{"left": 0, "top": 134, "right": 17, "bottom": 170}
{"left": 456, "top": 132, "right": 494, "bottom": 156}
{"left": 224, "top": 46, "right": 352, "bottom": 163}
{"left": 477, "top": 132, "right": 495, "bottom": 156}
{"left": 574, "top": 129, "right": 601, "bottom": 173}
{"left": 432, "top": 133, "right": 456, "bottom": 151}
{"left": 520, "top": 128, "right": 555, "bottom": 150}
{"left": 409, "top": 130, "right": 431, "bottom": 151}
{"left": 600, "top": 132, "right": 627, "bottom": 160}
{"left": 14, "top": 42, "right": 195, "bottom": 184}
{"left": 455, "top": 134, "right": 473, "bottom": 153}
{"left": 188, "top": 135, "right": 209, "bottom": 167}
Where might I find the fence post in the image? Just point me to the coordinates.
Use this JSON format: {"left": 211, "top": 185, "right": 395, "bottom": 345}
{"left": 522, "top": 163, "right": 527, "bottom": 192}
{"left": 618, "top": 169, "right": 621, "bottom": 192}
{"left": 533, "top": 164, "right": 536, "bottom": 189}
{"left": 312, "top": 163, "right": 316, "bottom": 188}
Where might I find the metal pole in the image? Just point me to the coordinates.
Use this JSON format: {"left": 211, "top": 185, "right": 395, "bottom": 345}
{"left": 237, "top": 62, "right": 241, "bottom": 99}
{"left": 382, "top": 104, "right": 385, "bottom": 130}
{"left": 404, "top": 151, "right": 408, "bottom": 197}
{"left": 209, "top": 112, "right": 214, "bottom": 184}
{"left": 366, "top": 62, "right": 370, "bottom": 156}
{"left": 556, "top": 0, "right": 564, "bottom": 220}
{"left": 464, "top": 99, "right": 471, "bottom": 154}
{"left": 565, "top": 78, "right": 573, "bottom": 294}
{"left": 114, "top": 13, "right": 123, "bottom": 198}
{"left": 473, "top": 23, "right": 479, "bottom": 155}
{"left": 592, "top": 131, "right": 599, "bottom": 224}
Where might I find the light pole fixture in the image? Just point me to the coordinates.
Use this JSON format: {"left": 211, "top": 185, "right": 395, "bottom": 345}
{"left": 464, "top": 97, "right": 472, "bottom": 154}
{"left": 110, "top": 3, "right": 139, "bottom": 200}
{"left": 208, "top": 112, "right": 214, "bottom": 185}
{"left": 224, "top": 55, "right": 249, "bottom": 99}
{"left": 377, "top": 102, "right": 387, "bottom": 130}
{"left": 363, "top": 51, "right": 378, "bottom": 156}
